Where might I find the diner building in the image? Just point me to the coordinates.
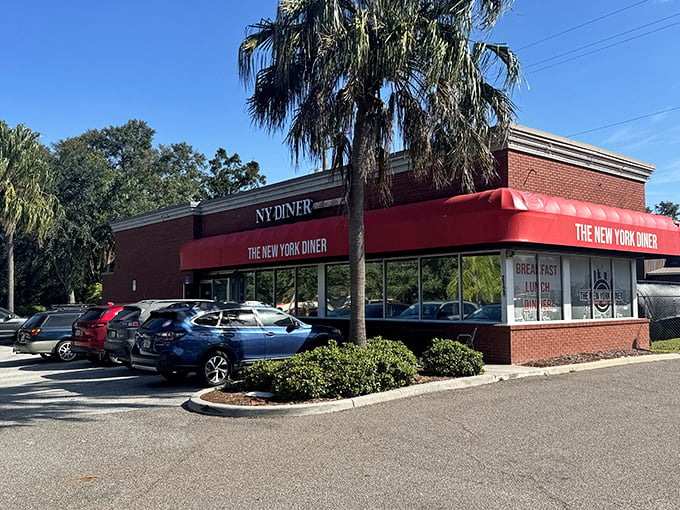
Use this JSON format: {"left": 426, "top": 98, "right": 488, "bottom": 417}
{"left": 104, "top": 125, "right": 680, "bottom": 364}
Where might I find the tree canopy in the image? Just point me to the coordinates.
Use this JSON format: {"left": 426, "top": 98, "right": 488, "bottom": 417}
{"left": 240, "top": 0, "right": 520, "bottom": 346}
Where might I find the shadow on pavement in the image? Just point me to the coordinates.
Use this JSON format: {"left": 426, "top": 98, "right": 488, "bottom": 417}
{"left": 0, "top": 350, "right": 204, "bottom": 429}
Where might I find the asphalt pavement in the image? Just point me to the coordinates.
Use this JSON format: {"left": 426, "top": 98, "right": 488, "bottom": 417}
{"left": 2, "top": 343, "right": 680, "bottom": 509}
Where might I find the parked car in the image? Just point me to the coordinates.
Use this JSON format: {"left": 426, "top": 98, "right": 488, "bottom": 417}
{"left": 104, "top": 299, "right": 227, "bottom": 367}
{"left": 0, "top": 307, "right": 27, "bottom": 342}
{"left": 465, "top": 304, "right": 502, "bottom": 322}
{"left": 12, "top": 306, "right": 87, "bottom": 361}
{"left": 396, "top": 301, "right": 479, "bottom": 320}
{"left": 71, "top": 304, "right": 124, "bottom": 364}
{"left": 130, "top": 303, "right": 343, "bottom": 386}
{"left": 327, "top": 302, "right": 409, "bottom": 319}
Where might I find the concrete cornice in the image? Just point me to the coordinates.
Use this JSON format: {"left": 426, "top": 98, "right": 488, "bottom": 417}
{"left": 498, "top": 124, "right": 655, "bottom": 183}
{"left": 110, "top": 202, "right": 201, "bottom": 233}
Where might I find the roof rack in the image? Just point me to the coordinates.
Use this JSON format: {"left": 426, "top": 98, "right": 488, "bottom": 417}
{"left": 49, "top": 304, "right": 93, "bottom": 310}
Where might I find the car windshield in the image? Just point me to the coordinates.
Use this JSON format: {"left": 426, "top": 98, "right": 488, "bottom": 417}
{"left": 110, "top": 306, "right": 142, "bottom": 324}
{"left": 21, "top": 314, "right": 45, "bottom": 329}
{"left": 78, "top": 309, "right": 107, "bottom": 322}
{"left": 141, "top": 311, "right": 186, "bottom": 330}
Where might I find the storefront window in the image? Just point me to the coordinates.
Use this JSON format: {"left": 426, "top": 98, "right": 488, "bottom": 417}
{"left": 386, "top": 260, "right": 418, "bottom": 317}
{"left": 613, "top": 260, "right": 633, "bottom": 318}
{"left": 570, "top": 257, "right": 591, "bottom": 320}
{"left": 296, "top": 266, "right": 318, "bottom": 317}
{"left": 539, "top": 255, "right": 562, "bottom": 321}
{"left": 513, "top": 254, "right": 537, "bottom": 322}
{"left": 256, "top": 270, "right": 274, "bottom": 306}
{"left": 365, "top": 261, "right": 384, "bottom": 318}
{"left": 591, "top": 258, "right": 613, "bottom": 319}
{"left": 243, "top": 271, "right": 255, "bottom": 302}
{"left": 275, "top": 268, "right": 295, "bottom": 313}
{"left": 326, "top": 264, "right": 349, "bottom": 317}
{"left": 213, "top": 279, "right": 227, "bottom": 302}
{"left": 462, "top": 254, "right": 501, "bottom": 311}
{"left": 421, "top": 256, "right": 460, "bottom": 320}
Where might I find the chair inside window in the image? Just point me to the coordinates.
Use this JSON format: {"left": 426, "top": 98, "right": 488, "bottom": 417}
{"left": 457, "top": 328, "right": 477, "bottom": 349}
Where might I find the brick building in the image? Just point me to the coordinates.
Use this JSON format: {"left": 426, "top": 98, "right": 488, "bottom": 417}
{"left": 104, "top": 125, "right": 680, "bottom": 363}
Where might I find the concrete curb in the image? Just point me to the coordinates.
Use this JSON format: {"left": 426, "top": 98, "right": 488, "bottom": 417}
{"left": 185, "top": 353, "right": 680, "bottom": 418}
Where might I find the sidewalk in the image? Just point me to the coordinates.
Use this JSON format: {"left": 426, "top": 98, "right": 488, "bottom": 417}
{"left": 186, "top": 353, "right": 680, "bottom": 418}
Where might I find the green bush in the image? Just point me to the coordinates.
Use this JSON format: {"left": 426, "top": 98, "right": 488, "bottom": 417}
{"left": 14, "top": 305, "right": 46, "bottom": 318}
{"left": 242, "top": 338, "right": 418, "bottom": 402}
{"left": 421, "top": 338, "right": 484, "bottom": 377}
{"left": 241, "top": 359, "right": 281, "bottom": 392}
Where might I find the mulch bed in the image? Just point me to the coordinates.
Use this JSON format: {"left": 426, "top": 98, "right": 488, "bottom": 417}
{"left": 200, "top": 348, "right": 652, "bottom": 406}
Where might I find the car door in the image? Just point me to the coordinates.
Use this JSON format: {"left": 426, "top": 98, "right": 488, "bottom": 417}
{"left": 0, "top": 307, "right": 24, "bottom": 339}
{"left": 255, "top": 308, "right": 311, "bottom": 359}
{"left": 221, "top": 309, "right": 266, "bottom": 362}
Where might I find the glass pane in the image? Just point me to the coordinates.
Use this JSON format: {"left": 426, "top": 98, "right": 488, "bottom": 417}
{"left": 592, "top": 258, "right": 613, "bottom": 319}
{"left": 243, "top": 271, "right": 255, "bottom": 302}
{"left": 365, "top": 261, "right": 384, "bottom": 318}
{"left": 462, "top": 254, "right": 501, "bottom": 314}
{"left": 386, "top": 260, "right": 418, "bottom": 317}
{"left": 296, "top": 267, "right": 318, "bottom": 317}
{"left": 199, "top": 281, "right": 212, "bottom": 300}
{"left": 256, "top": 270, "right": 274, "bottom": 306}
{"left": 194, "top": 312, "right": 220, "bottom": 327}
{"left": 224, "top": 309, "right": 258, "bottom": 327}
{"left": 513, "top": 254, "right": 537, "bottom": 322}
{"left": 613, "top": 260, "right": 633, "bottom": 318}
{"left": 275, "top": 268, "right": 296, "bottom": 313}
{"left": 539, "top": 255, "right": 562, "bottom": 321}
{"left": 421, "top": 256, "right": 460, "bottom": 320}
{"left": 257, "top": 309, "right": 295, "bottom": 328}
{"left": 326, "top": 264, "right": 349, "bottom": 317}
{"left": 213, "top": 279, "right": 227, "bottom": 302}
{"left": 570, "top": 257, "right": 592, "bottom": 320}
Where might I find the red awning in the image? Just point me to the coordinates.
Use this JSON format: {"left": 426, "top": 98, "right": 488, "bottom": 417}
{"left": 180, "top": 188, "right": 680, "bottom": 270}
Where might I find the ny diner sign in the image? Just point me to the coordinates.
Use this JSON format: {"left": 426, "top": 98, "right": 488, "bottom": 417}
{"left": 256, "top": 199, "right": 314, "bottom": 224}
{"left": 574, "top": 222, "right": 658, "bottom": 250}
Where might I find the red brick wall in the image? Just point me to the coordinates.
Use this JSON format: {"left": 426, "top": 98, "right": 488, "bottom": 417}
{"left": 508, "top": 319, "right": 650, "bottom": 364}
{"left": 507, "top": 151, "right": 646, "bottom": 211}
{"left": 305, "top": 318, "right": 649, "bottom": 365}
{"left": 103, "top": 216, "right": 196, "bottom": 302}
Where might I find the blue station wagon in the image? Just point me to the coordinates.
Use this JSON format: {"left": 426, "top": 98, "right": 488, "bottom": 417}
{"left": 130, "top": 304, "right": 343, "bottom": 386}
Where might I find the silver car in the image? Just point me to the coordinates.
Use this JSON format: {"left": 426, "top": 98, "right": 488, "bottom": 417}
{"left": 0, "top": 307, "right": 26, "bottom": 342}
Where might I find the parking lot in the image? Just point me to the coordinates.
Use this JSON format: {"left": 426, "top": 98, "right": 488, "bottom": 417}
{"left": 2, "top": 342, "right": 680, "bottom": 509}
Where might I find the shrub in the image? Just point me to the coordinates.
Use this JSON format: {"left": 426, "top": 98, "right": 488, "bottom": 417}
{"left": 421, "top": 338, "right": 484, "bottom": 377}
{"left": 242, "top": 338, "right": 418, "bottom": 402}
{"left": 241, "top": 359, "right": 281, "bottom": 392}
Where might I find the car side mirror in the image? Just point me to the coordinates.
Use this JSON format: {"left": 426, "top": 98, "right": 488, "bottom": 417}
{"left": 4, "top": 315, "right": 11, "bottom": 321}
{"left": 286, "top": 322, "right": 300, "bottom": 333}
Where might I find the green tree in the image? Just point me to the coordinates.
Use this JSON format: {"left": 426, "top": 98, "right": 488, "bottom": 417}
{"left": 204, "top": 148, "right": 266, "bottom": 198}
{"left": 239, "top": 0, "right": 519, "bottom": 346}
{"left": 0, "top": 121, "right": 60, "bottom": 311}
{"left": 653, "top": 201, "right": 679, "bottom": 221}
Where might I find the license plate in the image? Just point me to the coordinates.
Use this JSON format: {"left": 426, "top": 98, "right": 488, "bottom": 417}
{"left": 142, "top": 339, "right": 151, "bottom": 349}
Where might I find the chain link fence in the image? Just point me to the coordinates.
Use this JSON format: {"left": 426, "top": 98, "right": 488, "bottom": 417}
{"left": 638, "top": 282, "right": 680, "bottom": 341}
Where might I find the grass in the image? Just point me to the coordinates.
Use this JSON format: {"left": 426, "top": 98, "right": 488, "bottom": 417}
{"left": 650, "top": 338, "right": 680, "bottom": 353}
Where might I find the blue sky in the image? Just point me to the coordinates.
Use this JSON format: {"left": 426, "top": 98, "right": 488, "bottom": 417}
{"left": 1, "top": 0, "right": 678, "bottom": 208}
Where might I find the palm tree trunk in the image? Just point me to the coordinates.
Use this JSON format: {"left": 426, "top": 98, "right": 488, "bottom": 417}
{"left": 348, "top": 113, "right": 370, "bottom": 348}
{"left": 7, "top": 230, "right": 14, "bottom": 313}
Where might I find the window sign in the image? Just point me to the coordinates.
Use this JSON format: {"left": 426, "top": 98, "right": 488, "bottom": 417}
{"left": 513, "top": 254, "right": 537, "bottom": 322}
{"left": 539, "top": 255, "right": 562, "bottom": 320}
{"left": 591, "top": 258, "right": 613, "bottom": 319}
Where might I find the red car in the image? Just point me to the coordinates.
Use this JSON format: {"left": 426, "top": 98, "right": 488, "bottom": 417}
{"left": 71, "top": 304, "right": 124, "bottom": 364}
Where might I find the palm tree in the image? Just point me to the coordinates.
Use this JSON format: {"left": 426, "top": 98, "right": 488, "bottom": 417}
{"left": 239, "top": 0, "right": 520, "bottom": 347}
{"left": 0, "top": 121, "right": 59, "bottom": 312}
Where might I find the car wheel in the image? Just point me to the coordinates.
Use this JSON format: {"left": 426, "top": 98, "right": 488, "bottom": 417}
{"left": 159, "top": 370, "right": 189, "bottom": 381}
{"left": 87, "top": 353, "right": 110, "bottom": 366}
{"left": 55, "top": 340, "right": 78, "bottom": 362}
{"left": 199, "top": 350, "right": 231, "bottom": 387}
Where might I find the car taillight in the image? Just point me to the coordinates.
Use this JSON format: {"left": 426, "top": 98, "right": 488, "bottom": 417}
{"left": 30, "top": 328, "right": 41, "bottom": 336}
{"left": 94, "top": 322, "right": 107, "bottom": 328}
{"left": 158, "top": 331, "right": 185, "bottom": 341}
